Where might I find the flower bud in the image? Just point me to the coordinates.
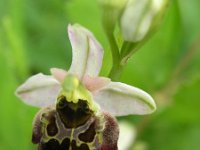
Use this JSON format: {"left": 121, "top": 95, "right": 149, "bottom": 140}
{"left": 98, "top": 0, "right": 128, "bottom": 11}
{"left": 98, "top": 0, "right": 128, "bottom": 32}
{"left": 120, "top": 0, "right": 169, "bottom": 42}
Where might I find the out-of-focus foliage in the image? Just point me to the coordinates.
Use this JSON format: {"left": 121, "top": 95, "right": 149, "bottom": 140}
{"left": 0, "top": 0, "right": 200, "bottom": 150}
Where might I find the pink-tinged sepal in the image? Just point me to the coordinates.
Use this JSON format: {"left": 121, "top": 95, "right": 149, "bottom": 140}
{"left": 93, "top": 82, "right": 156, "bottom": 116}
{"left": 15, "top": 73, "right": 60, "bottom": 108}
{"left": 68, "top": 24, "right": 104, "bottom": 79}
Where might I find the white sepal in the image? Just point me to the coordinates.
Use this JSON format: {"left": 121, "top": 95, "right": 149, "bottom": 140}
{"left": 93, "top": 82, "right": 156, "bottom": 116}
{"left": 15, "top": 73, "right": 61, "bottom": 107}
{"left": 68, "top": 24, "right": 104, "bottom": 78}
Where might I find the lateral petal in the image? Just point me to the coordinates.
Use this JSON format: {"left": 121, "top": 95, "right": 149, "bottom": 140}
{"left": 82, "top": 75, "right": 111, "bottom": 92}
{"left": 50, "top": 68, "right": 68, "bottom": 83}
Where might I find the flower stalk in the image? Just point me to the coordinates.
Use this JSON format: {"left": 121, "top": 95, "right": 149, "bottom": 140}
{"left": 105, "top": 31, "right": 122, "bottom": 81}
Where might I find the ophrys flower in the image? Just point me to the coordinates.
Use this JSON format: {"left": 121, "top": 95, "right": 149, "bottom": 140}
{"left": 16, "top": 24, "right": 156, "bottom": 150}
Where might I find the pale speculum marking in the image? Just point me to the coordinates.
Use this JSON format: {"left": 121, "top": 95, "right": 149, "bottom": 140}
{"left": 78, "top": 121, "right": 96, "bottom": 143}
{"left": 33, "top": 98, "right": 119, "bottom": 150}
{"left": 37, "top": 106, "right": 102, "bottom": 150}
{"left": 71, "top": 140, "right": 90, "bottom": 150}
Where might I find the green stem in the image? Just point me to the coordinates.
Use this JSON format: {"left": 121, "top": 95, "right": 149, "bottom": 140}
{"left": 108, "top": 33, "right": 120, "bottom": 68}
{"left": 104, "top": 30, "right": 123, "bottom": 81}
{"left": 102, "top": 10, "right": 125, "bottom": 81}
{"left": 108, "top": 62, "right": 124, "bottom": 81}
{"left": 108, "top": 41, "right": 138, "bottom": 80}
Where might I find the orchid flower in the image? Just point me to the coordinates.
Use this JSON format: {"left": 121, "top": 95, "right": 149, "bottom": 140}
{"left": 16, "top": 24, "right": 156, "bottom": 116}
{"left": 15, "top": 24, "right": 156, "bottom": 150}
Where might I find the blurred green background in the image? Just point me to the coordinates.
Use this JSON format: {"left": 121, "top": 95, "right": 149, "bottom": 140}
{"left": 0, "top": 0, "right": 200, "bottom": 150}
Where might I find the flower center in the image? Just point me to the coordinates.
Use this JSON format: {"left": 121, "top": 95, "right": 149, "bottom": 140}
{"left": 56, "top": 96, "right": 94, "bottom": 128}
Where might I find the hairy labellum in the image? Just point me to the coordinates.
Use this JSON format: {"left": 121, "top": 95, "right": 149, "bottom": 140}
{"left": 32, "top": 102, "right": 119, "bottom": 150}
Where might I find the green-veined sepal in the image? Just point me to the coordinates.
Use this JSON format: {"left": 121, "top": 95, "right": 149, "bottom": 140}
{"left": 15, "top": 73, "right": 60, "bottom": 107}
{"left": 93, "top": 82, "right": 156, "bottom": 116}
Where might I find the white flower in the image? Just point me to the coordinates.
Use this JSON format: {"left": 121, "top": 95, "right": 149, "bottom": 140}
{"left": 15, "top": 24, "right": 156, "bottom": 116}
